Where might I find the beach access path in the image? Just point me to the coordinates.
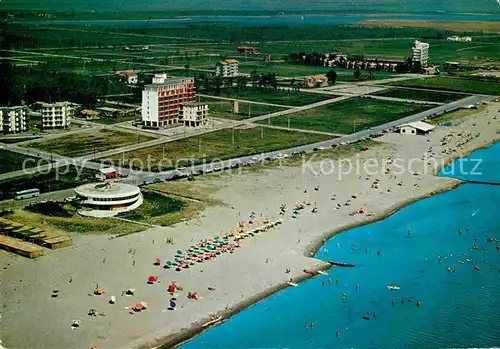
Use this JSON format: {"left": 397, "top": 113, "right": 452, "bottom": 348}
{"left": 1, "top": 103, "right": 498, "bottom": 349}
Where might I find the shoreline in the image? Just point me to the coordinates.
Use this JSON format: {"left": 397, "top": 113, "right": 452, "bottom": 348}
{"left": 1, "top": 102, "right": 498, "bottom": 349}
{"left": 149, "top": 115, "right": 499, "bottom": 349}
{"left": 152, "top": 261, "right": 331, "bottom": 349}
{"left": 158, "top": 179, "right": 463, "bottom": 349}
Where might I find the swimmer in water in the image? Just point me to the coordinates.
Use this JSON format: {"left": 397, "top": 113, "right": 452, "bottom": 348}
{"left": 373, "top": 312, "right": 377, "bottom": 319}
{"left": 401, "top": 297, "right": 405, "bottom": 304}
{"left": 392, "top": 300, "right": 396, "bottom": 306}
{"left": 356, "top": 284, "right": 360, "bottom": 290}
{"left": 305, "top": 322, "right": 309, "bottom": 328}
{"left": 336, "top": 331, "right": 340, "bottom": 338}
{"left": 377, "top": 250, "right": 381, "bottom": 256}
{"left": 408, "top": 228, "right": 411, "bottom": 236}
{"left": 342, "top": 292, "right": 346, "bottom": 300}
{"left": 416, "top": 300, "right": 422, "bottom": 307}
{"left": 336, "top": 277, "right": 339, "bottom": 284}
{"left": 328, "top": 278, "right": 332, "bottom": 284}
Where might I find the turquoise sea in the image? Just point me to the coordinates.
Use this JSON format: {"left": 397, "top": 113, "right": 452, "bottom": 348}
{"left": 180, "top": 142, "right": 500, "bottom": 349}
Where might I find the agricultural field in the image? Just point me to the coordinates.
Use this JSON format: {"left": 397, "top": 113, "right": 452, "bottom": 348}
{"left": 391, "top": 77, "right": 500, "bottom": 95}
{"left": 371, "top": 88, "right": 470, "bottom": 103}
{"left": 200, "top": 97, "right": 289, "bottom": 120}
{"left": 214, "top": 88, "right": 332, "bottom": 107}
{"left": 0, "top": 150, "right": 42, "bottom": 174}
{"left": 258, "top": 98, "right": 431, "bottom": 134}
{"left": 99, "top": 128, "right": 333, "bottom": 171}
{"left": 22, "top": 129, "right": 156, "bottom": 157}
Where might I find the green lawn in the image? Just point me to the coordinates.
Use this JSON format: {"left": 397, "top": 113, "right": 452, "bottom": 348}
{"left": 0, "top": 150, "right": 42, "bottom": 174}
{"left": 258, "top": 98, "right": 431, "bottom": 134}
{"left": 99, "top": 128, "right": 333, "bottom": 171}
{"left": 371, "top": 88, "right": 470, "bottom": 103}
{"left": 200, "top": 97, "right": 288, "bottom": 120}
{"left": 391, "top": 76, "right": 500, "bottom": 95}
{"left": 214, "top": 88, "right": 332, "bottom": 107}
{"left": 22, "top": 129, "right": 155, "bottom": 157}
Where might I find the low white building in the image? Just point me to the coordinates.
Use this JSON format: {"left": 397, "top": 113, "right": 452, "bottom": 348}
{"left": 41, "top": 101, "right": 76, "bottom": 129}
{"left": 215, "top": 59, "right": 239, "bottom": 77}
{"left": 447, "top": 36, "right": 472, "bottom": 42}
{"left": 74, "top": 182, "right": 143, "bottom": 218}
{"left": 0, "top": 106, "right": 28, "bottom": 134}
{"left": 180, "top": 103, "right": 209, "bottom": 127}
{"left": 398, "top": 121, "right": 435, "bottom": 135}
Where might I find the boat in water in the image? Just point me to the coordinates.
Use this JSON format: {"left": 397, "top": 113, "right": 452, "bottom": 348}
{"left": 387, "top": 284, "right": 401, "bottom": 290}
{"left": 317, "top": 270, "right": 328, "bottom": 275}
{"left": 328, "top": 261, "right": 355, "bottom": 267}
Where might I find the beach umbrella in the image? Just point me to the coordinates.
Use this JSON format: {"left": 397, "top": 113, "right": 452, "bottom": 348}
{"left": 154, "top": 258, "right": 161, "bottom": 265}
{"left": 140, "top": 301, "right": 148, "bottom": 309}
{"left": 177, "top": 250, "right": 183, "bottom": 255}
{"left": 147, "top": 275, "right": 157, "bottom": 284}
{"left": 134, "top": 303, "right": 144, "bottom": 311}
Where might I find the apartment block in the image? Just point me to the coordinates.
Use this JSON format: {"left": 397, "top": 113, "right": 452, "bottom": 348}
{"left": 180, "top": 103, "right": 209, "bottom": 127}
{"left": 41, "top": 101, "right": 75, "bottom": 129}
{"left": 412, "top": 40, "right": 430, "bottom": 67}
{"left": 141, "top": 75, "right": 195, "bottom": 128}
{"left": 0, "top": 106, "right": 28, "bottom": 134}
{"left": 215, "top": 59, "right": 239, "bottom": 77}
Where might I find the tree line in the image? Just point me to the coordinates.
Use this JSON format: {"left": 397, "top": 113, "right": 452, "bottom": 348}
{"left": 0, "top": 61, "right": 131, "bottom": 108}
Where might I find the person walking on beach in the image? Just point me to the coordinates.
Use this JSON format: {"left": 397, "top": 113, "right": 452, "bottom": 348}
{"left": 69, "top": 277, "right": 72, "bottom": 284}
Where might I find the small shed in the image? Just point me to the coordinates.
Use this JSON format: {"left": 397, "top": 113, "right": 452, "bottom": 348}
{"left": 398, "top": 121, "right": 435, "bottom": 135}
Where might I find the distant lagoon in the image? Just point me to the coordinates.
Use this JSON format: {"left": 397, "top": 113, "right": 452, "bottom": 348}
{"left": 23, "top": 13, "right": 500, "bottom": 27}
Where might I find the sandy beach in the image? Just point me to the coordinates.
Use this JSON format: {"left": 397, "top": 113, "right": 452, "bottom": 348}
{"left": 1, "top": 103, "right": 498, "bottom": 349}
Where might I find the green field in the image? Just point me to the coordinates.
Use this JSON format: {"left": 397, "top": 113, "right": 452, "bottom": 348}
{"left": 214, "top": 88, "right": 332, "bottom": 107}
{"left": 371, "top": 88, "right": 470, "bottom": 103}
{"left": 23, "top": 129, "right": 156, "bottom": 157}
{"left": 99, "top": 128, "right": 333, "bottom": 171}
{"left": 201, "top": 98, "right": 288, "bottom": 120}
{"left": 391, "top": 77, "right": 500, "bottom": 95}
{"left": 0, "top": 150, "right": 42, "bottom": 174}
{"left": 258, "top": 98, "right": 431, "bottom": 134}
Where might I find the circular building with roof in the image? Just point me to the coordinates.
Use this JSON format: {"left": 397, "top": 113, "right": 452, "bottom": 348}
{"left": 74, "top": 182, "right": 143, "bottom": 217}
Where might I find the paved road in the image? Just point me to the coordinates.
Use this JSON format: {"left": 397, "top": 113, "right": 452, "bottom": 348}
{"left": 367, "top": 95, "right": 445, "bottom": 106}
{"left": 198, "top": 94, "right": 295, "bottom": 108}
{"left": 128, "top": 94, "right": 494, "bottom": 184}
{"left": 245, "top": 96, "right": 352, "bottom": 123}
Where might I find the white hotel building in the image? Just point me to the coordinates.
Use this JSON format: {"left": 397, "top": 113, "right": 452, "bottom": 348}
{"left": 412, "top": 40, "right": 430, "bottom": 67}
{"left": 0, "top": 106, "right": 28, "bottom": 134}
{"left": 215, "top": 59, "right": 239, "bottom": 78}
{"left": 41, "top": 101, "right": 76, "bottom": 129}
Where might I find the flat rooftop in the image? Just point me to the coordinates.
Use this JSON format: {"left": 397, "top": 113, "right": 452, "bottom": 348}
{"left": 75, "top": 182, "right": 140, "bottom": 198}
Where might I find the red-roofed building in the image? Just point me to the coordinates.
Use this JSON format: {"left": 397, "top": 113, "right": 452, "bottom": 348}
{"left": 119, "top": 71, "right": 138, "bottom": 84}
